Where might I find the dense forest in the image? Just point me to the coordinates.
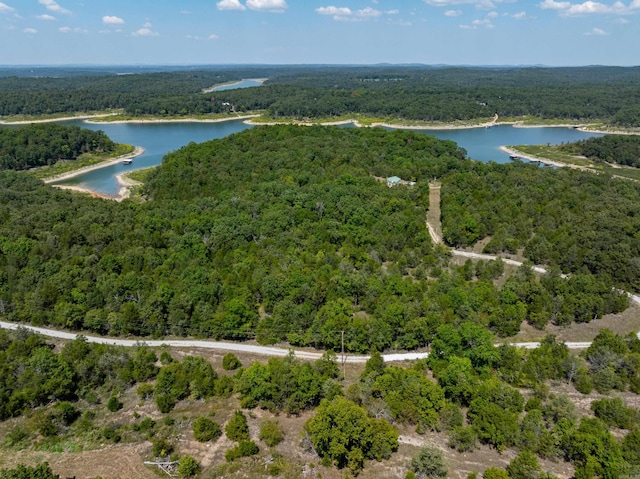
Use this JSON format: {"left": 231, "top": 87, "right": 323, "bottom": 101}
{"left": 0, "top": 124, "right": 116, "bottom": 170}
{"left": 559, "top": 135, "right": 640, "bottom": 168}
{"left": 0, "top": 126, "right": 632, "bottom": 351}
{"left": 440, "top": 160, "right": 640, "bottom": 293}
{"left": 1, "top": 66, "right": 639, "bottom": 126}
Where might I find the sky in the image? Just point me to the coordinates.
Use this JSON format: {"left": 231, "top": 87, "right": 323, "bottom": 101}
{"left": 0, "top": 0, "right": 638, "bottom": 66}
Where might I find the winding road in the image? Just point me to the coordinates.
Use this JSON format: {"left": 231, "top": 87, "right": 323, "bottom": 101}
{"left": 1, "top": 181, "right": 638, "bottom": 362}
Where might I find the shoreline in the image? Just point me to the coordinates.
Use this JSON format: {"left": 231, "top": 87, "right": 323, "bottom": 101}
{"left": 202, "top": 78, "right": 267, "bottom": 93}
{"left": 87, "top": 114, "right": 260, "bottom": 125}
{"left": 49, "top": 170, "right": 141, "bottom": 202}
{"left": 44, "top": 145, "right": 145, "bottom": 184}
{"left": 0, "top": 113, "right": 120, "bottom": 125}
{"left": 244, "top": 116, "right": 501, "bottom": 130}
{"left": 499, "top": 146, "right": 589, "bottom": 170}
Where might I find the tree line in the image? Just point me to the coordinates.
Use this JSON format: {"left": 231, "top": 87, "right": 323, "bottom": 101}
{"left": 1, "top": 66, "right": 640, "bottom": 126}
{"left": 560, "top": 135, "right": 640, "bottom": 168}
{"left": 0, "top": 124, "right": 116, "bottom": 171}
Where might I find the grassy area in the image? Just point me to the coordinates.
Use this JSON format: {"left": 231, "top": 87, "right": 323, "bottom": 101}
{"left": 509, "top": 144, "right": 593, "bottom": 166}
{"left": 509, "top": 144, "right": 640, "bottom": 181}
{"left": 29, "top": 143, "right": 135, "bottom": 180}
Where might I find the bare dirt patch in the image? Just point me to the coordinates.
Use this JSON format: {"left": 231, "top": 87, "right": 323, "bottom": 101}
{"left": 507, "top": 303, "right": 640, "bottom": 344}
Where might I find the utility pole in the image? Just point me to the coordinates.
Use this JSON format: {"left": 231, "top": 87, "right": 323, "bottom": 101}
{"left": 341, "top": 330, "right": 346, "bottom": 380}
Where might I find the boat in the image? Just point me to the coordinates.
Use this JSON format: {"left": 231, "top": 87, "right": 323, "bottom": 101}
{"left": 122, "top": 158, "right": 133, "bottom": 165}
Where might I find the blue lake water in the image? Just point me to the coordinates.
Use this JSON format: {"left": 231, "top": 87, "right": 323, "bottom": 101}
{"left": 54, "top": 120, "right": 602, "bottom": 196}
{"left": 55, "top": 119, "right": 252, "bottom": 195}
{"left": 210, "top": 79, "right": 265, "bottom": 91}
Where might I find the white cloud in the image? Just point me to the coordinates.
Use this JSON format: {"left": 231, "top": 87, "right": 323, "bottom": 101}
{"left": 512, "top": 10, "right": 527, "bottom": 18}
{"left": 615, "top": 16, "right": 629, "bottom": 21}
{"left": 473, "top": 17, "right": 495, "bottom": 26}
{"left": 103, "top": 15, "right": 124, "bottom": 25}
{"left": 540, "top": 0, "right": 638, "bottom": 15}
{"left": 444, "top": 9, "right": 463, "bottom": 15}
{"left": 246, "top": 0, "right": 288, "bottom": 12}
{"left": 37, "top": 14, "right": 55, "bottom": 20}
{"left": 424, "top": 0, "right": 498, "bottom": 9}
{"left": 486, "top": 10, "right": 498, "bottom": 17}
{"left": 133, "top": 27, "right": 158, "bottom": 36}
{"left": 538, "top": 0, "right": 570, "bottom": 8}
{"left": 208, "top": 33, "right": 219, "bottom": 39}
{"left": 0, "top": 2, "right": 15, "bottom": 14}
{"left": 316, "top": 6, "right": 352, "bottom": 16}
{"left": 180, "top": 10, "right": 192, "bottom": 14}
{"left": 217, "top": 0, "right": 246, "bottom": 10}
{"left": 316, "top": 5, "right": 400, "bottom": 21}
{"left": 58, "top": 25, "right": 70, "bottom": 32}
{"left": 23, "top": 27, "right": 37, "bottom": 34}
{"left": 585, "top": 26, "right": 609, "bottom": 33}
{"left": 143, "top": 21, "right": 152, "bottom": 28}
{"left": 563, "top": 0, "right": 626, "bottom": 15}
{"left": 39, "top": 0, "right": 71, "bottom": 15}
{"left": 356, "top": 7, "right": 382, "bottom": 17}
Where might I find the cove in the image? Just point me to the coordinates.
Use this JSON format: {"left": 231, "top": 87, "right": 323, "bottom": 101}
{"left": 52, "top": 120, "right": 602, "bottom": 196}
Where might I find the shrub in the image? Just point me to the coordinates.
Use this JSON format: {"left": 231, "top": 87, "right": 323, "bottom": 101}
{"left": 151, "top": 438, "right": 174, "bottom": 457}
{"left": 107, "top": 395, "right": 123, "bottom": 412}
{"left": 137, "top": 383, "right": 155, "bottom": 400}
{"left": 222, "top": 353, "right": 242, "bottom": 370}
{"left": 259, "top": 420, "right": 284, "bottom": 447}
{"left": 225, "top": 411, "right": 250, "bottom": 442}
{"left": 410, "top": 446, "right": 448, "bottom": 479}
{"left": 54, "top": 401, "right": 80, "bottom": 426}
{"left": 193, "top": 417, "right": 222, "bottom": 442}
{"left": 135, "top": 417, "right": 156, "bottom": 433}
{"left": 448, "top": 426, "right": 477, "bottom": 452}
{"left": 225, "top": 440, "right": 259, "bottom": 462}
{"left": 622, "top": 429, "right": 640, "bottom": 465}
{"left": 155, "top": 393, "right": 177, "bottom": 414}
{"left": 177, "top": 455, "right": 199, "bottom": 477}
{"left": 507, "top": 450, "right": 541, "bottom": 479}
{"left": 591, "top": 397, "right": 634, "bottom": 429}
{"left": 483, "top": 467, "right": 509, "bottom": 479}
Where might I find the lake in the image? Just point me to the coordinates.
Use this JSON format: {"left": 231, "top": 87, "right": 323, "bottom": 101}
{"left": 54, "top": 120, "right": 602, "bottom": 196}
{"left": 208, "top": 79, "right": 266, "bottom": 91}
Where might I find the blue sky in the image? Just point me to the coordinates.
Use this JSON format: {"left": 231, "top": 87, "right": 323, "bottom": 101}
{"left": 0, "top": 0, "right": 638, "bottom": 66}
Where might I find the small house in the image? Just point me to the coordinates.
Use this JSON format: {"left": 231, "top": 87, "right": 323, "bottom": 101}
{"left": 386, "top": 176, "right": 402, "bottom": 187}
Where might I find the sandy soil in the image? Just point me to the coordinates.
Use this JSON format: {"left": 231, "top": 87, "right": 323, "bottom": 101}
{"left": 247, "top": 114, "right": 501, "bottom": 131}
{"left": 43, "top": 146, "right": 145, "bottom": 200}
{"left": 43, "top": 146, "right": 144, "bottom": 184}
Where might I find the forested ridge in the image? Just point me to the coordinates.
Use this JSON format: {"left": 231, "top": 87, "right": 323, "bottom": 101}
{"left": 0, "top": 124, "right": 116, "bottom": 171}
{"left": 0, "top": 125, "right": 631, "bottom": 350}
{"left": 1, "top": 66, "right": 639, "bottom": 126}
{"left": 559, "top": 135, "right": 640, "bottom": 168}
